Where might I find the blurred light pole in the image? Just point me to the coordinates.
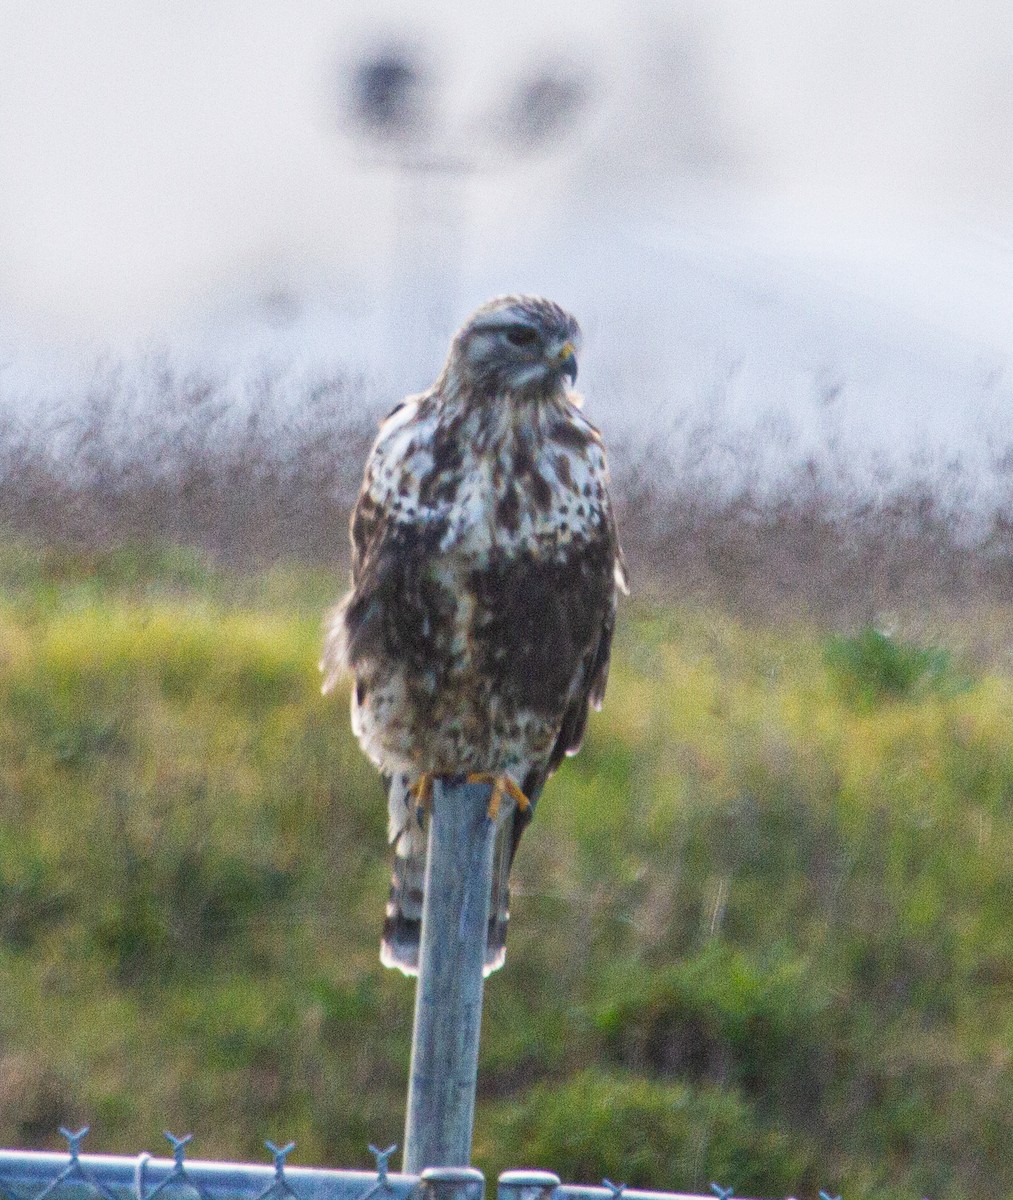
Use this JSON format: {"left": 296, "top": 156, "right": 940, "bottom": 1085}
{"left": 349, "top": 52, "right": 428, "bottom": 143}
{"left": 343, "top": 42, "right": 591, "bottom": 390}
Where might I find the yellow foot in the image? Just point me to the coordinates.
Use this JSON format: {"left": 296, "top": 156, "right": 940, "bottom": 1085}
{"left": 465, "top": 772, "right": 531, "bottom": 822}
{"left": 409, "top": 773, "right": 435, "bottom": 825}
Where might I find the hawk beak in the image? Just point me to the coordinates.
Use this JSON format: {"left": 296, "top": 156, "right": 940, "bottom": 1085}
{"left": 554, "top": 341, "right": 578, "bottom": 384}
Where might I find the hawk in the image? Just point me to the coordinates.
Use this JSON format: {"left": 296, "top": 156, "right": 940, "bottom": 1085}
{"left": 322, "top": 295, "right": 627, "bottom": 975}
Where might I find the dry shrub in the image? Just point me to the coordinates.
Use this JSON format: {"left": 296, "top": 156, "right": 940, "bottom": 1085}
{"left": 0, "top": 360, "right": 376, "bottom": 567}
{"left": 2, "top": 362, "right": 1012, "bottom": 619}
{"left": 611, "top": 430, "right": 1013, "bottom": 621}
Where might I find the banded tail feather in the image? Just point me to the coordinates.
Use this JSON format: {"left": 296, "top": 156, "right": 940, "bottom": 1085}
{"left": 379, "top": 774, "right": 530, "bottom": 977}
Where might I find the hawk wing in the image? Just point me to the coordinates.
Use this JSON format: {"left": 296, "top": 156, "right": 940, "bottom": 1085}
{"left": 321, "top": 397, "right": 443, "bottom": 693}
{"left": 509, "top": 503, "right": 627, "bottom": 864}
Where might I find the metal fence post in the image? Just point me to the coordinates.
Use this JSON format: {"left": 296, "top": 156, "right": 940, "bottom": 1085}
{"left": 498, "top": 1169, "right": 562, "bottom": 1200}
{"left": 419, "top": 1166, "right": 486, "bottom": 1200}
{"left": 402, "top": 779, "right": 509, "bottom": 1172}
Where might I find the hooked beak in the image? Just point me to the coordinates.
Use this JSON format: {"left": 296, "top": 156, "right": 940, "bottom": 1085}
{"left": 554, "top": 340, "right": 578, "bottom": 385}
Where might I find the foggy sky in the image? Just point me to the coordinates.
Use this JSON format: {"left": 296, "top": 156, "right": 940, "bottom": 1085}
{"left": 4, "top": 0, "right": 1013, "bottom": 336}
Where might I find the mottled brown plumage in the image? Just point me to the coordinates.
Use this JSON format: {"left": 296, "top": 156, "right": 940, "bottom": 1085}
{"left": 322, "top": 294, "right": 627, "bottom": 974}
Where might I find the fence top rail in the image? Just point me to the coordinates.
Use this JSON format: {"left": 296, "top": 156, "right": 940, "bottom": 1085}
{"left": 0, "top": 1149, "right": 420, "bottom": 1200}
{"left": 552, "top": 1186, "right": 763, "bottom": 1200}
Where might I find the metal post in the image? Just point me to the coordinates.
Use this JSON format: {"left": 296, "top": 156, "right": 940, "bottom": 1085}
{"left": 420, "top": 1167, "right": 486, "bottom": 1200}
{"left": 402, "top": 779, "right": 508, "bottom": 1172}
{"left": 498, "top": 1169, "right": 562, "bottom": 1200}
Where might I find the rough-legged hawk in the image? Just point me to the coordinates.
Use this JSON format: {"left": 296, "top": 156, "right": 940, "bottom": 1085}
{"left": 322, "top": 294, "right": 627, "bottom": 975}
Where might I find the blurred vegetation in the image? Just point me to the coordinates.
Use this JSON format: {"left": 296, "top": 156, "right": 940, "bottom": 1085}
{"left": 2, "top": 540, "right": 1012, "bottom": 1200}
{"left": 2, "top": 363, "right": 1013, "bottom": 622}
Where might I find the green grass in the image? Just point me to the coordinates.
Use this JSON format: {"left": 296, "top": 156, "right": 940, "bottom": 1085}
{"left": 2, "top": 541, "right": 1012, "bottom": 1199}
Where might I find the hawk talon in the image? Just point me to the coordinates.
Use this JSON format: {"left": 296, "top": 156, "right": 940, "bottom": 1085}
{"left": 409, "top": 773, "right": 434, "bottom": 825}
{"left": 464, "top": 772, "right": 531, "bottom": 821}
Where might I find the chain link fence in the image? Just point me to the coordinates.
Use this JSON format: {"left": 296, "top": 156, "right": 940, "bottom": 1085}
{"left": 0, "top": 1129, "right": 780, "bottom": 1200}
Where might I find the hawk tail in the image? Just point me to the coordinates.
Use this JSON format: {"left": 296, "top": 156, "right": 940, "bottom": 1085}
{"left": 380, "top": 775, "right": 516, "bottom": 977}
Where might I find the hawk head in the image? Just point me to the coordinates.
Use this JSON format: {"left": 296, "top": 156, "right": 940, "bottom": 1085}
{"left": 442, "top": 295, "right": 581, "bottom": 399}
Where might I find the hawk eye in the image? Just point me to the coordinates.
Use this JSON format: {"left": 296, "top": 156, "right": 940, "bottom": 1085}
{"left": 503, "top": 325, "right": 540, "bottom": 348}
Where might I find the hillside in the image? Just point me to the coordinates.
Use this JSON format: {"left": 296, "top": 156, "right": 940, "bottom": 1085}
{"left": 1, "top": 541, "right": 1012, "bottom": 1199}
